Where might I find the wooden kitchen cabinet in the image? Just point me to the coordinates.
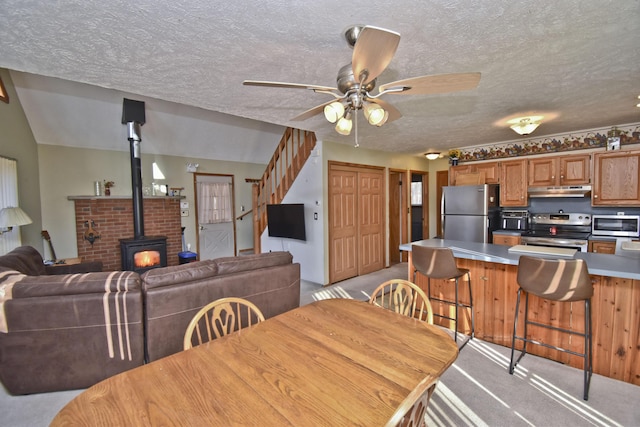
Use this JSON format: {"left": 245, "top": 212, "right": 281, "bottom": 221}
{"left": 592, "top": 149, "right": 640, "bottom": 206}
{"left": 499, "top": 159, "right": 528, "bottom": 207}
{"left": 528, "top": 154, "right": 591, "bottom": 187}
{"left": 493, "top": 234, "right": 521, "bottom": 246}
{"left": 588, "top": 239, "right": 616, "bottom": 254}
{"left": 450, "top": 161, "right": 499, "bottom": 185}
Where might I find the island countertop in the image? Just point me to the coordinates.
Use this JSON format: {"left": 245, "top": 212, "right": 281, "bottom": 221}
{"left": 400, "top": 239, "right": 640, "bottom": 280}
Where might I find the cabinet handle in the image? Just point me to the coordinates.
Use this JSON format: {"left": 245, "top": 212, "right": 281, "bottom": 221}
{"left": 594, "top": 194, "right": 598, "bottom": 198}
{"left": 480, "top": 276, "right": 488, "bottom": 281}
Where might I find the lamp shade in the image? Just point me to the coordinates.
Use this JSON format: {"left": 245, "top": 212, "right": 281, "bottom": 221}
{"left": 0, "top": 206, "right": 33, "bottom": 229}
{"left": 335, "top": 116, "right": 353, "bottom": 135}
{"left": 324, "top": 102, "right": 345, "bottom": 124}
{"left": 363, "top": 103, "right": 386, "bottom": 126}
{"left": 425, "top": 152, "right": 440, "bottom": 160}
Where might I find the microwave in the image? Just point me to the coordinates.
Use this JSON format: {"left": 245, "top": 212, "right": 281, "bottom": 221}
{"left": 591, "top": 215, "right": 640, "bottom": 238}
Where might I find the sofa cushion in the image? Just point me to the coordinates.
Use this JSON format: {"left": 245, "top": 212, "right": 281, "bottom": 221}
{"left": 141, "top": 260, "right": 218, "bottom": 290}
{"left": 0, "top": 246, "right": 46, "bottom": 276}
{"left": 1, "top": 270, "right": 140, "bottom": 299}
{"left": 214, "top": 251, "right": 293, "bottom": 275}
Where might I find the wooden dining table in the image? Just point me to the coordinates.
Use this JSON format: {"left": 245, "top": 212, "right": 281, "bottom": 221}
{"left": 51, "top": 298, "right": 458, "bottom": 426}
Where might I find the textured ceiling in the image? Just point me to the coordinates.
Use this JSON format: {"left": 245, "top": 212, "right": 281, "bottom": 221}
{"left": 1, "top": 0, "right": 639, "bottom": 162}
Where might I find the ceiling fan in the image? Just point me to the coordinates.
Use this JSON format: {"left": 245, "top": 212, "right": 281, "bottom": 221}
{"left": 243, "top": 25, "right": 480, "bottom": 146}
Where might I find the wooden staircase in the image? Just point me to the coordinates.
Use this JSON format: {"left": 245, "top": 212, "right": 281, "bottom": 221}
{"left": 251, "top": 127, "right": 317, "bottom": 253}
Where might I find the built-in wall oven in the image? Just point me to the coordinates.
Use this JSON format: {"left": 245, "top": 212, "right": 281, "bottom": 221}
{"left": 520, "top": 212, "right": 591, "bottom": 252}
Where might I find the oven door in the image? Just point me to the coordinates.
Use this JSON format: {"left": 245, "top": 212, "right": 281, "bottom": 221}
{"left": 520, "top": 236, "right": 587, "bottom": 252}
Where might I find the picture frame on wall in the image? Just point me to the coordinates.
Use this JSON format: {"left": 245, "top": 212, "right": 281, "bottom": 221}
{"left": 0, "top": 77, "right": 8, "bottom": 104}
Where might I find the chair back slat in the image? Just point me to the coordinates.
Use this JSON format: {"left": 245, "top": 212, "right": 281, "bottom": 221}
{"left": 184, "top": 297, "right": 265, "bottom": 350}
{"left": 385, "top": 373, "right": 438, "bottom": 427}
{"left": 369, "top": 279, "right": 434, "bottom": 324}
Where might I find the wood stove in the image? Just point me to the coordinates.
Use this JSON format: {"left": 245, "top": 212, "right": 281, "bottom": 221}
{"left": 120, "top": 236, "right": 167, "bottom": 273}
{"left": 119, "top": 99, "right": 168, "bottom": 272}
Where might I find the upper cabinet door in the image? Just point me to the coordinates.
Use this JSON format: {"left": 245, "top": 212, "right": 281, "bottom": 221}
{"left": 593, "top": 150, "right": 640, "bottom": 206}
{"left": 500, "top": 159, "right": 528, "bottom": 207}
{"left": 449, "top": 162, "right": 499, "bottom": 185}
{"left": 528, "top": 154, "right": 590, "bottom": 186}
{"left": 528, "top": 157, "right": 558, "bottom": 186}
{"left": 559, "top": 154, "right": 590, "bottom": 185}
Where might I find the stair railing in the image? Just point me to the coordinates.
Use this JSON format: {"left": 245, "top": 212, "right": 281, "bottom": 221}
{"left": 251, "top": 128, "right": 317, "bottom": 253}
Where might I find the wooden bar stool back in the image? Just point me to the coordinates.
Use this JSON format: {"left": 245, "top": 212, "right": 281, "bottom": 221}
{"left": 509, "top": 255, "right": 594, "bottom": 400}
{"left": 412, "top": 245, "right": 472, "bottom": 346}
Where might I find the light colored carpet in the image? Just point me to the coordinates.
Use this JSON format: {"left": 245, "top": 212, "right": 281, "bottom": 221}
{"left": 2, "top": 262, "right": 638, "bottom": 426}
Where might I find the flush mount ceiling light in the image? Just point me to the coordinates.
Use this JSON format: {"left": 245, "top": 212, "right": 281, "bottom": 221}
{"left": 424, "top": 152, "right": 440, "bottom": 160}
{"left": 508, "top": 116, "right": 543, "bottom": 136}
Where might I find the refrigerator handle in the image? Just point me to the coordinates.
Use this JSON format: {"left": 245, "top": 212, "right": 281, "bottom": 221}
{"left": 440, "top": 192, "right": 446, "bottom": 238}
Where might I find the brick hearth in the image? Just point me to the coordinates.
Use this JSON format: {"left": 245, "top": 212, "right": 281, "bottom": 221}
{"left": 70, "top": 196, "right": 183, "bottom": 271}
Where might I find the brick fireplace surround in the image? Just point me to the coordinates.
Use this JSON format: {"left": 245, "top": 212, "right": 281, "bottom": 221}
{"left": 69, "top": 196, "right": 183, "bottom": 271}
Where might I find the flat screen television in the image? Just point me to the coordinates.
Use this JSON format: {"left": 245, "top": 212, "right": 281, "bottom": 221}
{"left": 266, "top": 203, "right": 306, "bottom": 241}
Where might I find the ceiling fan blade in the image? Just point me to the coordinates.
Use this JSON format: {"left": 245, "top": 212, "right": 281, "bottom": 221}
{"left": 243, "top": 80, "right": 338, "bottom": 93}
{"left": 368, "top": 98, "right": 402, "bottom": 124}
{"left": 378, "top": 72, "right": 481, "bottom": 95}
{"left": 290, "top": 100, "right": 335, "bottom": 121}
{"left": 352, "top": 26, "right": 400, "bottom": 86}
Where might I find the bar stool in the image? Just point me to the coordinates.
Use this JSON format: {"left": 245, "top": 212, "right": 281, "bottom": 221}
{"left": 509, "top": 255, "right": 593, "bottom": 400}
{"left": 412, "top": 245, "right": 473, "bottom": 346}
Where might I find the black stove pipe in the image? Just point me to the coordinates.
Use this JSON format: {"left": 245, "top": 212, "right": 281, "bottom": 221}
{"left": 122, "top": 98, "right": 146, "bottom": 240}
{"left": 128, "top": 122, "right": 144, "bottom": 239}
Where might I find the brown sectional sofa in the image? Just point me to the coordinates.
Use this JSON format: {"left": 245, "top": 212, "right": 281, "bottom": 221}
{"left": 0, "top": 246, "right": 300, "bottom": 395}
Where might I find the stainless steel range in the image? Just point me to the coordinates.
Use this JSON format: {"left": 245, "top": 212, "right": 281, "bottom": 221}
{"left": 520, "top": 212, "right": 591, "bottom": 252}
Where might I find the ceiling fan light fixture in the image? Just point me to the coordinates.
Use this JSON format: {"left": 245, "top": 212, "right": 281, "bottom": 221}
{"left": 324, "top": 101, "right": 345, "bottom": 123}
{"left": 509, "top": 116, "right": 542, "bottom": 136}
{"left": 425, "top": 152, "right": 440, "bottom": 160}
{"left": 375, "top": 110, "right": 389, "bottom": 127}
{"left": 363, "top": 102, "right": 386, "bottom": 126}
{"left": 335, "top": 115, "right": 353, "bottom": 135}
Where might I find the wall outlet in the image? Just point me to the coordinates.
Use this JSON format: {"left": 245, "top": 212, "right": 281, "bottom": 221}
{"left": 181, "top": 209, "right": 189, "bottom": 217}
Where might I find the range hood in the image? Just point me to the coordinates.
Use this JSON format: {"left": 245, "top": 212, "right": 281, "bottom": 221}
{"left": 528, "top": 185, "right": 592, "bottom": 198}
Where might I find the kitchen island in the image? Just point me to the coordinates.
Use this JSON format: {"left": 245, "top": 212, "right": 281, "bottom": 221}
{"left": 401, "top": 239, "right": 640, "bottom": 386}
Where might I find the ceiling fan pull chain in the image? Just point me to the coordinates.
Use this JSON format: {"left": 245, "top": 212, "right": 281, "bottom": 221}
{"left": 354, "top": 109, "right": 359, "bottom": 148}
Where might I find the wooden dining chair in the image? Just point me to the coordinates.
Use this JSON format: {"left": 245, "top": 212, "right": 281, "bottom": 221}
{"left": 369, "top": 279, "right": 434, "bottom": 324}
{"left": 183, "top": 297, "right": 265, "bottom": 350}
{"left": 385, "top": 373, "right": 438, "bottom": 427}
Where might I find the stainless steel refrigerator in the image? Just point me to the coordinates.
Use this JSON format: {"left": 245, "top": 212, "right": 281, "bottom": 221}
{"left": 441, "top": 184, "right": 500, "bottom": 243}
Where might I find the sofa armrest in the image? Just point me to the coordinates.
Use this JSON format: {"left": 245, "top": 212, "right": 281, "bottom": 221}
{"left": 45, "top": 260, "right": 103, "bottom": 275}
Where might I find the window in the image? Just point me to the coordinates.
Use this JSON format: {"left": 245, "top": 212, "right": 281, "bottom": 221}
{"left": 0, "top": 156, "right": 21, "bottom": 253}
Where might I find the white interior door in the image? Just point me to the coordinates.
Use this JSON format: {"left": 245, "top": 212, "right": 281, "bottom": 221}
{"left": 199, "top": 222, "right": 234, "bottom": 259}
{"left": 196, "top": 174, "right": 236, "bottom": 260}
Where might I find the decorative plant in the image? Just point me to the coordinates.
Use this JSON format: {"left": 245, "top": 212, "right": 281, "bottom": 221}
{"left": 448, "top": 149, "right": 461, "bottom": 159}
{"left": 103, "top": 180, "right": 115, "bottom": 189}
